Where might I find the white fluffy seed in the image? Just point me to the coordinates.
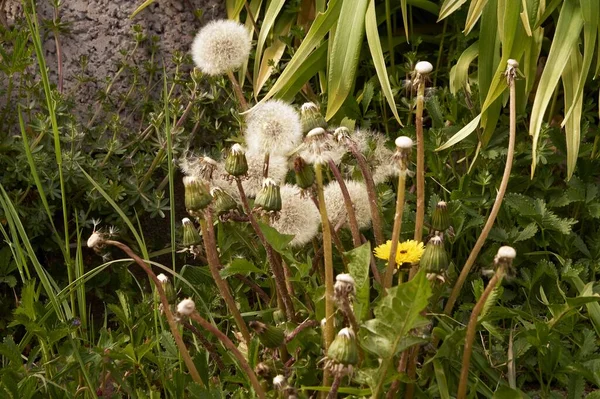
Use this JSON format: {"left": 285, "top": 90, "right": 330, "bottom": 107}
{"left": 176, "top": 298, "right": 196, "bottom": 316}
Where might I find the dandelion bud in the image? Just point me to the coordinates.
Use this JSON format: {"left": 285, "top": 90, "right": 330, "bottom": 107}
{"left": 181, "top": 218, "right": 202, "bottom": 247}
{"left": 249, "top": 321, "right": 285, "bottom": 348}
{"left": 420, "top": 236, "right": 448, "bottom": 274}
{"left": 334, "top": 273, "right": 356, "bottom": 298}
{"left": 87, "top": 232, "right": 103, "bottom": 249}
{"left": 191, "top": 20, "right": 252, "bottom": 76}
{"left": 291, "top": 157, "right": 312, "bottom": 190}
{"left": 225, "top": 144, "right": 248, "bottom": 177}
{"left": 393, "top": 136, "right": 413, "bottom": 171}
{"left": 494, "top": 246, "right": 517, "bottom": 275}
{"left": 273, "top": 374, "right": 287, "bottom": 390}
{"left": 183, "top": 176, "right": 212, "bottom": 216}
{"left": 300, "top": 102, "right": 327, "bottom": 133}
{"left": 431, "top": 201, "right": 450, "bottom": 232}
{"left": 327, "top": 328, "right": 358, "bottom": 366}
{"left": 414, "top": 61, "right": 434, "bottom": 75}
{"left": 507, "top": 59, "right": 519, "bottom": 69}
{"left": 198, "top": 157, "right": 218, "bottom": 181}
{"left": 333, "top": 126, "right": 351, "bottom": 143}
{"left": 157, "top": 273, "right": 176, "bottom": 303}
{"left": 157, "top": 273, "right": 169, "bottom": 284}
{"left": 254, "top": 178, "right": 282, "bottom": 212}
{"left": 176, "top": 298, "right": 195, "bottom": 316}
{"left": 210, "top": 187, "right": 238, "bottom": 215}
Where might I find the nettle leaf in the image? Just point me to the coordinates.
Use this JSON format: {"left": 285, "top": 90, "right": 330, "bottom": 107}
{"left": 360, "top": 270, "right": 431, "bottom": 359}
{"left": 504, "top": 193, "right": 537, "bottom": 216}
{"left": 345, "top": 242, "right": 371, "bottom": 322}
{"left": 535, "top": 199, "right": 578, "bottom": 234}
{"left": 513, "top": 223, "right": 538, "bottom": 242}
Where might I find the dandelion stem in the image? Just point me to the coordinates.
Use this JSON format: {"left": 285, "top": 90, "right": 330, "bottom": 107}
{"left": 316, "top": 162, "right": 335, "bottom": 388}
{"left": 227, "top": 70, "right": 249, "bottom": 111}
{"left": 457, "top": 271, "right": 504, "bottom": 399}
{"left": 199, "top": 212, "right": 252, "bottom": 344}
{"left": 327, "top": 373, "right": 343, "bottom": 399}
{"left": 347, "top": 144, "right": 384, "bottom": 245}
{"left": 443, "top": 64, "right": 517, "bottom": 317}
{"left": 328, "top": 160, "right": 362, "bottom": 248}
{"left": 414, "top": 78, "right": 426, "bottom": 244}
{"left": 189, "top": 311, "right": 266, "bottom": 399}
{"left": 383, "top": 171, "right": 407, "bottom": 289}
{"left": 103, "top": 240, "right": 203, "bottom": 386}
{"left": 235, "top": 178, "right": 296, "bottom": 322}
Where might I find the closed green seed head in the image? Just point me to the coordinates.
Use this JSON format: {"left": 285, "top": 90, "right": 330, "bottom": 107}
{"left": 327, "top": 328, "right": 358, "bottom": 366}
{"left": 183, "top": 176, "right": 212, "bottom": 215}
{"left": 225, "top": 144, "right": 248, "bottom": 176}
{"left": 210, "top": 187, "right": 238, "bottom": 215}
{"left": 293, "top": 156, "right": 315, "bottom": 189}
{"left": 300, "top": 102, "right": 327, "bottom": 133}
{"left": 254, "top": 178, "right": 282, "bottom": 212}
{"left": 249, "top": 321, "right": 285, "bottom": 348}
{"left": 431, "top": 201, "right": 450, "bottom": 232}
{"left": 420, "top": 236, "right": 448, "bottom": 273}
{"left": 182, "top": 218, "right": 202, "bottom": 247}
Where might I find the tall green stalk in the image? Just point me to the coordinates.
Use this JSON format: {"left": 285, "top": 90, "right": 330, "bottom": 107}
{"left": 163, "top": 72, "right": 177, "bottom": 271}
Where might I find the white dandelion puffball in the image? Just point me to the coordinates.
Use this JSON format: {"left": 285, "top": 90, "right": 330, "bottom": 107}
{"left": 177, "top": 298, "right": 196, "bottom": 316}
{"left": 324, "top": 180, "right": 371, "bottom": 230}
{"left": 157, "top": 273, "right": 169, "bottom": 284}
{"left": 271, "top": 184, "right": 321, "bottom": 247}
{"left": 299, "top": 127, "right": 347, "bottom": 166}
{"left": 414, "top": 61, "right": 433, "bottom": 74}
{"left": 191, "top": 20, "right": 251, "bottom": 76}
{"left": 212, "top": 150, "right": 289, "bottom": 198}
{"left": 245, "top": 100, "right": 303, "bottom": 156}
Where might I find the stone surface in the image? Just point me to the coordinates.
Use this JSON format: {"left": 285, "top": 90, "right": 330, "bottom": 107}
{"left": 3, "top": 0, "right": 223, "bottom": 110}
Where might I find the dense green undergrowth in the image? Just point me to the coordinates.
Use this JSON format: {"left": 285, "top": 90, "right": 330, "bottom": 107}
{"left": 1, "top": 0, "right": 600, "bottom": 398}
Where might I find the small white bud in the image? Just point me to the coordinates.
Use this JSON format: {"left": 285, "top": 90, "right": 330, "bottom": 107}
{"left": 336, "top": 273, "right": 355, "bottom": 285}
{"left": 87, "top": 232, "right": 103, "bottom": 249}
{"left": 230, "top": 143, "right": 245, "bottom": 154}
{"left": 273, "top": 374, "right": 287, "bottom": 390}
{"left": 306, "top": 127, "right": 326, "bottom": 138}
{"left": 395, "top": 136, "right": 414, "bottom": 149}
{"left": 157, "top": 273, "right": 169, "bottom": 284}
{"left": 177, "top": 298, "right": 196, "bottom": 316}
{"left": 497, "top": 246, "right": 517, "bottom": 260}
{"left": 507, "top": 59, "right": 519, "bottom": 68}
{"left": 337, "top": 327, "right": 355, "bottom": 338}
{"left": 414, "top": 61, "right": 433, "bottom": 74}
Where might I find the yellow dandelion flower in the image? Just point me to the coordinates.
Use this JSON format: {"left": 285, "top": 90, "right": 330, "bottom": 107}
{"left": 374, "top": 240, "right": 425, "bottom": 266}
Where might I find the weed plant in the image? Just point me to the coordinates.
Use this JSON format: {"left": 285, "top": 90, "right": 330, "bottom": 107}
{"left": 1, "top": 1, "right": 600, "bottom": 398}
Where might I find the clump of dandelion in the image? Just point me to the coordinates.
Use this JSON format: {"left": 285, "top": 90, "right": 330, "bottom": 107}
{"left": 244, "top": 100, "right": 303, "bottom": 156}
{"left": 271, "top": 184, "right": 321, "bottom": 247}
{"left": 324, "top": 180, "right": 371, "bottom": 230}
{"left": 374, "top": 240, "right": 424, "bottom": 266}
{"left": 191, "top": 20, "right": 251, "bottom": 76}
{"left": 298, "top": 127, "right": 346, "bottom": 166}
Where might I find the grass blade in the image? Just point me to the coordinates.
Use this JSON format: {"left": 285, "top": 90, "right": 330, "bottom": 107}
{"left": 325, "top": 0, "right": 369, "bottom": 120}
{"left": 562, "top": 48, "right": 583, "bottom": 180}
{"left": 436, "top": 114, "right": 481, "bottom": 151}
{"left": 464, "top": 0, "right": 489, "bottom": 35}
{"left": 163, "top": 71, "right": 176, "bottom": 271}
{"left": 80, "top": 167, "right": 150, "bottom": 260}
{"left": 561, "top": 0, "right": 598, "bottom": 125}
{"left": 449, "top": 41, "right": 479, "bottom": 94}
{"left": 130, "top": 0, "right": 155, "bottom": 19}
{"left": 438, "top": 0, "right": 468, "bottom": 21}
{"left": 252, "top": 0, "right": 286, "bottom": 97}
{"left": 365, "top": 0, "right": 402, "bottom": 125}
{"left": 529, "top": 0, "right": 583, "bottom": 177}
{"left": 276, "top": 43, "right": 328, "bottom": 102}
{"left": 259, "top": 0, "right": 342, "bottom": 104}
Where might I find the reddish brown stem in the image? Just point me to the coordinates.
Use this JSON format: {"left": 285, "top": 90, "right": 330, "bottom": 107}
{"left": 190, "top": 311, "right": 266, "bottom": 398}
{"left": 103, "top": 240, "right": 202, "bottom": 385}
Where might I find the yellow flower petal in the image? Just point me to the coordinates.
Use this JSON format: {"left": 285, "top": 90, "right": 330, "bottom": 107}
{"left": 374, "top": 239, "right": 425, "bottom": 267}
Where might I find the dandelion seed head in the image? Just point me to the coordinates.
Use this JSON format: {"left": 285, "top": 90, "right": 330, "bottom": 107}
{"left": 191, "top": 20, "right": 251, "bottom": 76}
{"left": 271, "top": 184, "right": 321, "bottom": 247}
{"left": 157, "top": 273, "right": 169, "bottom": 284}
{"left": 414, "top": 61, "right": 433, "bottom": 74}
{"left": 324, "top": 180, "right": 371, "bottom": 230}
{"left": 87, "top": 232, "right": 103, "bottom": 249}
{"left": 245, "top": 100, "right": 303, "bottom": 156}
{"left": 176, "top": 298, "right": 196, "bottom": 316}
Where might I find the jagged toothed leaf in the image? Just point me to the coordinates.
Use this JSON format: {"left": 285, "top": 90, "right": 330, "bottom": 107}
{"left": 345, "top": 242, "right": 372, "bottom": 322}
{"left": 360, "top": 270, "right": 431, "bottom": 359}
